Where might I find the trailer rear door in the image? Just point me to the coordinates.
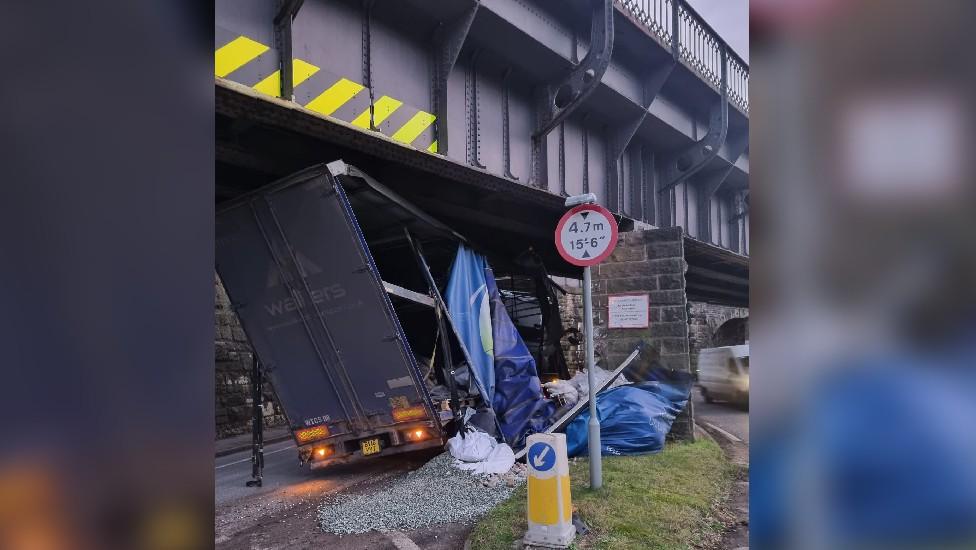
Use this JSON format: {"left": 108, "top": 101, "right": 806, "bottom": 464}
{"left": 216, "top": 165, "right": 435, "bottom": 439}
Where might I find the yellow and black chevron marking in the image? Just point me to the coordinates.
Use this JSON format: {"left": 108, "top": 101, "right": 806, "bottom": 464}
{"left": 215, "top": 31, "right": 438, "bottom": 153}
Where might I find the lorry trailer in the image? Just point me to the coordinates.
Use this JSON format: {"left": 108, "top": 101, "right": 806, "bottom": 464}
{"left": 216, "top": 161, "right": 483, "bottom": 469}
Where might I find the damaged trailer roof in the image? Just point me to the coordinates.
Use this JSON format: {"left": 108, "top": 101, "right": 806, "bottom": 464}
{"left": 327, "top": 161, "right": 534, "bottom": 291}
{"left": 327, "top": 160, "right": 469, "bottom": 250}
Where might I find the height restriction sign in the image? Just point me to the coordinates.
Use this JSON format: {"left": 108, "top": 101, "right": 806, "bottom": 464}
{"left": 555, "top": 203, "right": 618, "bottom": 267}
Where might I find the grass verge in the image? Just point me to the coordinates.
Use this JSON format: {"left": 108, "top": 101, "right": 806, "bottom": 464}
{"left": 468, "top": 439, "right": 734, "bottom": 550}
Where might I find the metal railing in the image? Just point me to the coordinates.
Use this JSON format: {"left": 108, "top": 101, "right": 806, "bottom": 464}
{"left": 617, "top": 0, "right": 749, "bottom": 113}
{"left": 727, "top": 54, "right": 749, "bottom": 113}
{"left": 619, "top": 0, "right": 676, "bottom": 43}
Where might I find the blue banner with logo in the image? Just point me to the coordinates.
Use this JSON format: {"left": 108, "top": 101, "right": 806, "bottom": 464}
{"left": 445, "top": 245, "right": 495, "bottom": 401}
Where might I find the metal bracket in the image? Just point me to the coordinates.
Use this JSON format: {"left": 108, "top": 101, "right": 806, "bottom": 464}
{"left": 730, "top": 190, "right": 750, "bottom": 222}
{"left": 273, "top": 0, "right": 304, "bottom": 100}
{"left": 640, "top": 146, "right": 655, "bottom": 224}
{"left": 661, "top": 45, "right": 729, "bottom": 192}
{"left": 501, "top": 68, "right": 518, "bottom": 180}
{"left": 729, "top": 190, "right": 749, "bottom": 252}
{"left": 534, "top": 0, "right": 614, "bottom": 138}
{"left": 558, "top": 123, "right": 566, "bottom": 196}
{"left": 531, "top": 0, "right": 613, "bottom": 188}
{"left": 465, "top": 50, "right": 486, "bottom": 168}
{"left": 433, "top": 1, "right": 480, "bottom": 156}
{"left": 727, "top": 190, "right": 745, "bottom": 252}
{"left": 361, "top": 0, "right": 376, "bottom": 128}
{"left": 581, "top": 112, "right": 590, "bottom": 192}
{"left": 627, "top": 143, "right": 642, "bottom": 219}
{"left": 694, "top": 130, "right": 748, "bottom": 239}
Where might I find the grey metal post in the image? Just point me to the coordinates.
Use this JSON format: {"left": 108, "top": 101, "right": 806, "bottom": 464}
{"left": 583, "top": 265, "right": 602, "bottom": 489}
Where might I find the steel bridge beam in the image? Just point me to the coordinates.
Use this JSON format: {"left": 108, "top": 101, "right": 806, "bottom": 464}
{"left": 273, "top": 0, "right": 304, "bottom": 100}
{"left": 433, "top": 2, "right": 480, "bottom": 156}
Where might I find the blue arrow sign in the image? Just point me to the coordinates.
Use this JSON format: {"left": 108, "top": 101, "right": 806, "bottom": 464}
{"left": 528, "top": 442, "right": 556, "bottom": 472}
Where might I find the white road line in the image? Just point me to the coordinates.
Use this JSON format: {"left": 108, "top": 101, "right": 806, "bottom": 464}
{"left": 386, "top": 531, "right": 422, "bottom": 550}
{"left": 215, "top": 444, "right": 295, "bottom": 470}
{"left": 704, "top": 422, "right": 742, "bottom": 443}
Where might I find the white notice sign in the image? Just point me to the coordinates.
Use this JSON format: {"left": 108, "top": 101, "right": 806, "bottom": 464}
{"left": 608, "top": 294, "right": 649, "bottom": 329}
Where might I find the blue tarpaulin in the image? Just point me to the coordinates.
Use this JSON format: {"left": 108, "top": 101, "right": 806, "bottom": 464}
{"left": 485, "top": 266, "right": 556, "bottom": 449}
{"left": 445, "top": 245, "right": 495, "bottom": 401}
{"left": 565, "top": 368, "right": 693, "bottom": 456}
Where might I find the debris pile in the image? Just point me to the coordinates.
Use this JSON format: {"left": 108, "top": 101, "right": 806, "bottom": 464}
{"left": 479, "top": 461, "right": 527, "bottom": 489}
{"left": 318, "top": 453, "right": 524, "bottom": 534}
{"left": 542, "top": 366, "right": 630, "bottom": 408}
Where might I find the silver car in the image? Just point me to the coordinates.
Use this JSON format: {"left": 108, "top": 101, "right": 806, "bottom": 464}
{"left": 697, "top": 344, "right": 749, "bottom": 407}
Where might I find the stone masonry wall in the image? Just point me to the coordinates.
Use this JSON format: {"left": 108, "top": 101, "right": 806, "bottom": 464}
{"left": 557, "top": 289, "right": 584, "bottom": 374}
{"left": 590, "top": 226, "right": 694, "bottom": 440}
{"left": 687, "top": 302, "right": 749, "bottom": 376}
{"left": 215, "top": 274, "right": 286, "bottom": 439}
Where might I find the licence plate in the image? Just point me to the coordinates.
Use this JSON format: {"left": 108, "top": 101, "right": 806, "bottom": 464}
{"left": 360, "top": 438, "right": 381, "bottom": 456}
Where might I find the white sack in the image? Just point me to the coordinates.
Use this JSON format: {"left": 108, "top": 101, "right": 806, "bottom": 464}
{"left": 447, "top": 429, "right": 496, "bottom": 463}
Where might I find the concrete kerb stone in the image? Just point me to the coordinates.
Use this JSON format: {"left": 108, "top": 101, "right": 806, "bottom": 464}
{"left": 694, "top": 423, "right": 716, "bottom": 443}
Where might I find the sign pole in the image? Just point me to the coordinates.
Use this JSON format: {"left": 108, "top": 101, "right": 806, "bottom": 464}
{"left": 555, "top": 193, "right": 616, "bottom": 491}
{"left": 582, "top": 264, "right": 602, "bottom": 489}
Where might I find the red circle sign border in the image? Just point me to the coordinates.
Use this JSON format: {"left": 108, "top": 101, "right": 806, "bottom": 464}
{"left": 554, "top": 203, "right": 619, "bottom": 267}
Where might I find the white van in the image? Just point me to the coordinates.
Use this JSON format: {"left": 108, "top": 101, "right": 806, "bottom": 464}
{"left": 697, "top": 344, "right": 749, "bottom": 406}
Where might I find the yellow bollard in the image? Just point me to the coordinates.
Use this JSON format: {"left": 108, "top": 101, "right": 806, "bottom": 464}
{"left": 522, "top": 433, "right": 575, "bottom": 548}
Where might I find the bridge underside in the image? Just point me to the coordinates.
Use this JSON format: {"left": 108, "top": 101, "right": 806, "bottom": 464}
{"left": 215, "top": 0, "right": 749, "bottom": 302}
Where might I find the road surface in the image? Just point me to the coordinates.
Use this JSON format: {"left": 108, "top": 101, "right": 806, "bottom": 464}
{"left": 215, "top": 442, "right": 464, "bottom": 549}
{"left": 693, "top": 389, "right": 749, "bottom": 445}
{"left": 692, "top": 388, "right": 749, "bottom": 550}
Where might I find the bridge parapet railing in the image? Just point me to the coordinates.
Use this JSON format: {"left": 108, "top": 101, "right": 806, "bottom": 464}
{"left": 618, "top": 0, "right": 748, "bottom": 114}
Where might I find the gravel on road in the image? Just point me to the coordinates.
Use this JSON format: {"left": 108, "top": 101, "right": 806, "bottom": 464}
{"left": 318, "top": 452, "right": 526, "bottom": 534}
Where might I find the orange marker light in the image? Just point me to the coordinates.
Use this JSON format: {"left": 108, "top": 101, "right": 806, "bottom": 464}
{"left": 392, "top": 404, "right": 427, "bottom": 422}
{"left": 296, "top": 425, "right": 330, "bottom": 444}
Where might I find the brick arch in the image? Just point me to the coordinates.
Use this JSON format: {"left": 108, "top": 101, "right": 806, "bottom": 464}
{"left": 713, "top": 316, "right": 748, "bottom": 347}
